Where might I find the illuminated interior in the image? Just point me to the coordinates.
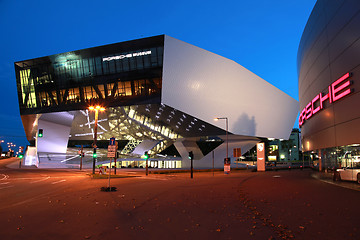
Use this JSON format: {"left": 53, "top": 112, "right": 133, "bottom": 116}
{"left": 69, "top": 103, "right": 226, "bottom": 158}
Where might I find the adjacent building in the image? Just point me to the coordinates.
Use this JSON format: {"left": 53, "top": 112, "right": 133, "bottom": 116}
{"left": 268, "top": 129, "right": 301, "bottom": 162}
{"left": 15, "top": 35, "right": 298, "bottom": 168}
{"left": 298, "top": 0, "right": 360, "bottom": 170}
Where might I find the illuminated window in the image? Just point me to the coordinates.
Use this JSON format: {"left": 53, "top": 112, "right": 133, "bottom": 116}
{"left": 107, "top": 83, "right": 114, "bottom": 96}
{"left": 97, "top": 85, "right": 105, "bottom": 98}
{"left": 20, "top": 69, "right": 37, "bottom": 108}
{"left": 117, "top": 82, "right": 126, "bottom": 97}
{"left": 124, "top": 81, "right": 132, "bottom": 96}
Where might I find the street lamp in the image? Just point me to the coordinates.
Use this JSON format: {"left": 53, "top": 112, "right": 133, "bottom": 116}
{"left": 214, "top": 117, "right": 229, "bottom": 159}
{"left": 89, "top": 105, "right": 106, "bottom": 174}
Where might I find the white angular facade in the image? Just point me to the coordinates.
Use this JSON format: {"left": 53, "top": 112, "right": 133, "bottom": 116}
{"left": 163, "top": 36, "right": 298, "bottom": 139}
{"left": 162, "top": 36, "right": 299, "bottom": 168}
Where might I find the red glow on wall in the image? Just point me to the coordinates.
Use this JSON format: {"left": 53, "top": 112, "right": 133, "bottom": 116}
{"left": 299, "top": 72, "right": 353, "bottom": 127}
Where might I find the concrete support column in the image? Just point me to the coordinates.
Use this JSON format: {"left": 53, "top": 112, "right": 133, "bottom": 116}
{"left": 319, "top": 149, "right": 322, "bottom": 172}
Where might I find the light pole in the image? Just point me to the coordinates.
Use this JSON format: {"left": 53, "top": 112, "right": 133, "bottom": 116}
{"left": 214, "top": 117, "right": 229, "bottom": 159}
{"left": 89, "top": 105, "right": 105, "bottom": 174}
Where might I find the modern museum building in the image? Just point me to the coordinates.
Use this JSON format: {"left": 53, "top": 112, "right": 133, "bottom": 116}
{"left": 15, "top": 35, "right": 298, "bottom": 168}
{"left": 298, "top": 0, "right": 360, "bottom": 171}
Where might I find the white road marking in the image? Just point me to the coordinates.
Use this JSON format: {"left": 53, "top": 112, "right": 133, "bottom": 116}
{"left": 0, "top": 182, "right": 10, "bottom": 185}
{"left": 60, "top": 155, "right": 79, "bottom": 163}
{"left": 273, "top": 175, "right": 281, "bottom": 178}
{"left": 30, "top": 176, "right": 50, "bottom": 183}
{"left": 141, "top": 177, "right": 168, "bottom": 181}
{"left": 0, "top": 174, "right": 9, "bottom": 181}
{"left": 51, "top": 179, "right": 66, "bottom": 184}
{"left": 10, "top": 175, "right": 85, "bottom": 181}
{"left": 0, "top": 185, "right": 14, "bottom": 190}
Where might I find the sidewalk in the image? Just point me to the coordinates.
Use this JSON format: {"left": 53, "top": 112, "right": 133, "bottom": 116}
{"left": 311, "top": 170, "right": 360, "bottom": 191}
{"left": 311, "top": 170, "right": 334, "bottom": 181}
{"left": 6, "top": 160, "right": 37, "bottom": 169}
{"left": 3, "top": 158, "right": 91, "bottom": 172}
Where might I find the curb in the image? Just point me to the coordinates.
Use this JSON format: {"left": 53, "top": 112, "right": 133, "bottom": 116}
{"left": 311, "top": 172, "right": 360, "bottom": 192}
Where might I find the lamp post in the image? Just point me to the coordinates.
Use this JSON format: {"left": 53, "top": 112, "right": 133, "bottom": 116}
{"left": 89, "top": 105, "right": 105, "bottom": 174}
{"left": 214, "top": 117, "right": 229, "bottom": 159}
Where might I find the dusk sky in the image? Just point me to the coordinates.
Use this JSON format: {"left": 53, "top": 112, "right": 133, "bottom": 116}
{"left": 0, "top": 0, "right": 316, "bottom": 149}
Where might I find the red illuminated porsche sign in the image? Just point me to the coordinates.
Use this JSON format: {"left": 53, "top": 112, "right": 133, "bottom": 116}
{"left": 299, "top": 72, "right": 353, "bottom": 127}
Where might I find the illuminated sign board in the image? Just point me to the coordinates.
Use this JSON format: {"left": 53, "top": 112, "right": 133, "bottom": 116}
{"left": 257, "top": 143, "right": 265, "bottom": 172}
{"left": 299, "top": 72, "right": 353, "bottom": 127}
{"left": 102, "top": 50, "right": 151, "bottom": 62}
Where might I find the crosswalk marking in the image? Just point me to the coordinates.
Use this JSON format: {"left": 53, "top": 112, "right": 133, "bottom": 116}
{"left": 30, "top": 176, "right": 50, "bottom": 183}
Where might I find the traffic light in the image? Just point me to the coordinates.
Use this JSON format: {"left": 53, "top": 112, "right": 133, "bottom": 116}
{"left": 78, "top": 150, "right": 85, "bottom": 157}
{"left": 189, "top": 151, "right": 194, "bottom": 179}
{"left": 93, "top": 148, "right": 97, "bottom": 158}
{"left": 38, "top": 129, "right": 43, "bottom": 138}
{"left": 188, "top": 151, "right": 194, "bottom": 160}
{"left": 144, "top": 151, "right": 149, "bottom": 160}
{"left": 19, "top": 146, "right": 24, "bottom": 159}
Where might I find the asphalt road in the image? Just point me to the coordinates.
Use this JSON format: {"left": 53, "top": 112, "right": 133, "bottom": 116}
{"left": 1, "top": 158, "right": 360, "bottom": 240}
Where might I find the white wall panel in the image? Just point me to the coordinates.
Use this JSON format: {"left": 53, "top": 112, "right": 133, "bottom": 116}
{"left": 37, "top": 112, "right": 74, "bottom": 153}
{"left": 132, "top": 140, "right": 159, "bottom": 156}
{"left": 179, "top": 137, "right": 260, "bottom": 169}
{"left": 162, "top": 36, "right": 299, "bottom": 139}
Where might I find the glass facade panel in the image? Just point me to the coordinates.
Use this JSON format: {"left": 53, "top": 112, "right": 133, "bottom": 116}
{"left": 144, "top": 53, "right": 151, "bottom": 68}
{"left": 305, "top": 144, "right": 360, "bottom": 171}
{"left": 15, "top": 35, "right": 164, "bottom": 114}
{"left": 102, "top": 61, "right": 109, "bottom": 75}
{"left": 109, "top": 60, "right": 116, "bottom": 74}
{"left": 151, "top": 47, "right": 158, "bottom": 67}
{"left": 136, "top": 55, "right": 144, "bottom": 69}
{"left": 122, "top": 58, "right": 129, "bottom": 71}
{"left": 115, "top": 59, "right": 122, "bottom": 73}
{"left": 95, "top": 57, "right": 103, "bottom": 75}
{"left": 129, "top": 55, "right": 136, "bottom": 71}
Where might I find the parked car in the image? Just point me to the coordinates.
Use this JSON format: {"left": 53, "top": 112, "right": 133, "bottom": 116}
{"left": 334, "top": 164, "right": 360, "bottom": 184}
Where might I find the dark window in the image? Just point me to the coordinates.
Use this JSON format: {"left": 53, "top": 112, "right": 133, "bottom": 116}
{"left": 150, "top": 47, "right": 158, "bottom": 67}
{"left": 103, "top": 60, "right": 109, "bottom": 75}
{"left": 144, "top": 53, "right": 151, "bottom": 68}
{"left": 95, "top": 57, "right": 103, "bottom": 75}
{"left": 109, "top": 59, "right": 116, "bottom": 74}
{"left": 129, "top": 55, "right": 136, "bottom": 71}
{"left": 122, "top": 58, "right": 129, "bottom": 71}
{"left": 136, "top": 55, "right": 144, "bottom": 70}
{"left": 82, "top": 59, "right": 90, "bottom": 77}
{"left": 89, "top": 58, "right": 95, "bottom": 76}
{"left": 115, "top": 59, "right": 122, "bottom": 73}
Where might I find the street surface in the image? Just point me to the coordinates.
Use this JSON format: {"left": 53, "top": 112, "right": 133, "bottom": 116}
{"left": 1, "top": 157, "right": 360, "bottom": 240}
